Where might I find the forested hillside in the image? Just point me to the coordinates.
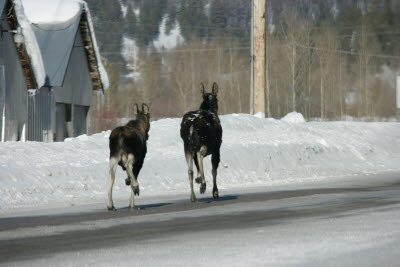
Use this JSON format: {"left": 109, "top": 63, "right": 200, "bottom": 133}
{"left": 85, "top": 0, "right": 400, "bottom": 131}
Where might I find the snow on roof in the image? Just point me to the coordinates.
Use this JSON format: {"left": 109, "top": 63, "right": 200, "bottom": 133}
{"left": 20, "top": 0, "right": 81, "bottom": 24}
{"left": 9, "top": 0, "right": 109, "bottom": 90}
{"left": 13, "top": 0, "right": 46, "bottom": 88}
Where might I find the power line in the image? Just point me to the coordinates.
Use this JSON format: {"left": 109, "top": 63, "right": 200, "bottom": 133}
{"left": 102, "top": 46, "right": 250, "bottom": 55}
{"left": 162, "top": 0, "right": 200, "bottom": 23}
{"left": 94, "top": 20, "right": 248, "bottom": 30}
{"left": 95, "top": 30, "right": 250, "bottom": 40}
{"left": 337, "top": 31, "right": 400, "bottom": 38}
{"left": 294, "top": 42, "right": 400, "bottom": 59}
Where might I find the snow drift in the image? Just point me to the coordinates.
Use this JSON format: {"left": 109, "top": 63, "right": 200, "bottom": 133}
{"left": 0, "top": 114, "right": 399, "bottom": 213}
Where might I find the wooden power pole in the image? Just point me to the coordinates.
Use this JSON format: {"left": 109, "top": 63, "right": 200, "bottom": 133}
{"left": 252, "top": 0, "right": 266, "bottom": 115}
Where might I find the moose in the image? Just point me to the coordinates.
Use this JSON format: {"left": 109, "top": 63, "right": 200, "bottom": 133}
{"left": 107, "top": 103, "right": 150, "bottom": 211}
{"left": 180, "top": 82, "right": 222, "bottom": 202}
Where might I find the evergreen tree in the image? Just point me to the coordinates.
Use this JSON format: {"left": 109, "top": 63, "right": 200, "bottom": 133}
{"left": 176, "top": 0, "right": 209, "bottom": 41}
{"left": 85, "top": 0, "right": 124, "bottom": 63}
{"left": 209, "top": 0, "right": 228, "bottom": 29}
{"left": 125, "top": 3, "right": 137, "bottom": 38}
{"left": 135, "top": 0, "right": 167, "bottom": 47}
{"left": 381, "top": 0, "right": 397, "bottom": 55}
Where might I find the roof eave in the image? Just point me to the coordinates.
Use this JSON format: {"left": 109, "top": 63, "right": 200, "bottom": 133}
{"left": 79, "top": 7, "right": 106, "bottom": 93}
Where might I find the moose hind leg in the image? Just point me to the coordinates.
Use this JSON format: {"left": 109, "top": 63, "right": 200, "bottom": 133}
{"left": 211, "top": 151, "right": 220, "bottom": 199}
{"left": 108, "top": 156, "right": 118, "bottom": 211}
{"left": 193, "top": 154, "right": 201, "bottom": 184}
{"left": 126, "top": 154, "right": 139, "bottom": 209}
{"left": 185, "top": 152, "right": 196, "bottom": 202}
{"left": 197, "top": 150, "right": 206, "bottom": 194}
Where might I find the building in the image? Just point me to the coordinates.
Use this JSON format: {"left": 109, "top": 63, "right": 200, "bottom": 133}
{"left": 0, "top": 0, "right": 108, "bottom": 142}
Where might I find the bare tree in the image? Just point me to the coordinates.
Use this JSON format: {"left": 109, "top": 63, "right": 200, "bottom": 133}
{"left": 315, "top": 28, "right": 338, "bottom": 120}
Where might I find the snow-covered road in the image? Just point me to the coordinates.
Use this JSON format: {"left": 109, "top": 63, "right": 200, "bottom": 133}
{"left": 1, "top": 171, "right": 400, "bottom": 266}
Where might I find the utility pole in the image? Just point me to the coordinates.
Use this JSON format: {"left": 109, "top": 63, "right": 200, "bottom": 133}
{"left": 252, "top": 0, "right": 266, "bottom": 115}
{"left": 250, "top": 0, "right": 254, "bottom": 115}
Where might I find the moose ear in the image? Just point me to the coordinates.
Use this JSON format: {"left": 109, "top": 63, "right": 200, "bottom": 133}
{"left": 200, "top": 83, "right": 205, "bottom": 96}
{"left": 142, "top": 103, "right": 150, "bottom": 115}
{"left": 133, "top": 103, "right": 139, "bottom": 116}
{"left": 212, "top": 82, "right": 218, "bottom": 95}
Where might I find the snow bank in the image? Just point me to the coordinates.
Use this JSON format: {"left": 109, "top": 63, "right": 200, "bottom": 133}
{"left": 0, "top": 114, "right": 399, "bottom": 212}
{"left": 281, "top": 111, "right": 305, "bottom": 123}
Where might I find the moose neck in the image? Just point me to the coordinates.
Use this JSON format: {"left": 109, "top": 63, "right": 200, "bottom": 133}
{"left": 126, "top": 118, "right": 149, "bottom": 134}
{"left": 199, "top": 99, "right": 218, "bottom": 114}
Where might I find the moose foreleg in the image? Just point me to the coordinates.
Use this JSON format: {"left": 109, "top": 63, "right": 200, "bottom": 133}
{"left": 211, "top": 151, "right": 220, "bottom": 199}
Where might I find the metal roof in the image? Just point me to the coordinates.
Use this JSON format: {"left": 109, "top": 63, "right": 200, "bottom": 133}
{"left": 0, "top": 0, "right": 5, "bottom": 17}
{"left": 31, "top": 10, "right": 81, "bottom": 87}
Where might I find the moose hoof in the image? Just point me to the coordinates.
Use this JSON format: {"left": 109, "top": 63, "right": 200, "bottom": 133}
{"left": 195, "top": 177, "right": 201, "bottom": 184}
{"left": 107, "top": 206, "right": 117, "bottom": 211}
{"left": 134, "top": 186, "right": 140, "bottom": 196}
{"left": 129, "top": 205, "right": 136, "bottom": 210}
{"left": 200, "top": 183, "right": 206, "bottom": 194}
{"left": 213, "top": 190, "right": 219, "bottom": 199}
{"left": 125, "top": 178, "right": 131, "bottom": 186}
{"left": 191, "top": 194, "right": 197, "bottom": 202}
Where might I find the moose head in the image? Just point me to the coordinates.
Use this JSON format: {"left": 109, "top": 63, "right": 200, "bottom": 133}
{"left": 199, "top": 82, "right": 219, "bottom": 114}
{"left": 133, "top": 103, "right": 151, "bottom": 133}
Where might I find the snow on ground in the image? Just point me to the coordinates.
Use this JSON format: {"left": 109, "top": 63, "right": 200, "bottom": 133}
{"left": 0, "top": 113, "right": 399, "bottom": 213}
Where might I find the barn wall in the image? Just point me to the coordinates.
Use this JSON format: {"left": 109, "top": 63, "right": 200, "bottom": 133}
{"left": 53, "top": 32, "right": 93, "bottom": 107}
{"left": 52, "top": 31, "right": 93, "bottom": 140}
{"left": 0, "top": 19, "right": 28, "bottom": 141}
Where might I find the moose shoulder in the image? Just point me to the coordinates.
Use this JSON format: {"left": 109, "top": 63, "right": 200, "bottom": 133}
{"left": 108, "top": 103, "right": 150, "bottom": 211}
{"left": 180, "top": 82, "right": 222, "bottom": 202}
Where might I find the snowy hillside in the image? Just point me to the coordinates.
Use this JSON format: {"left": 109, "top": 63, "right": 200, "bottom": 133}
{"left": 1, "top": 113, "right": 400, "bottom": 213}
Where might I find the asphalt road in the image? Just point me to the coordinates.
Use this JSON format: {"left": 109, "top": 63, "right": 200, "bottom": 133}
{"left": 1, "top": 172, "right": 400, "bottom": 265}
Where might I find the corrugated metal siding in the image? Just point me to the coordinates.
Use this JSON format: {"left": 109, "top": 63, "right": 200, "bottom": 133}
{"left": 0, "top": 65, "right": 4, "bottom": 141}
{"left": 0, "top": 30, "right": 3, "bottom": 141}
{"left": 2, "top": 19, "right": 28, "bottom": 141}
{"left": 27, "top": 88, "right": 52, "bottom": 142}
